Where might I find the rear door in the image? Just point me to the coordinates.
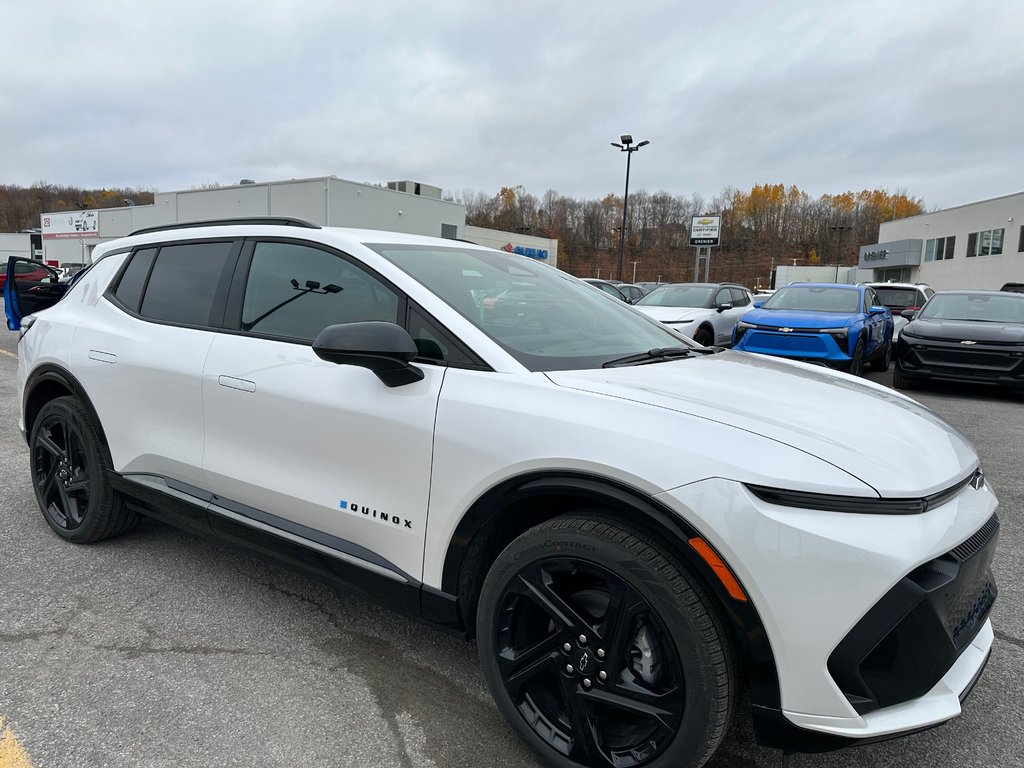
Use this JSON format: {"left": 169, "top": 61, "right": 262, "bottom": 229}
{"left": 3, "top": 257, "right": 66, "bottom": 330}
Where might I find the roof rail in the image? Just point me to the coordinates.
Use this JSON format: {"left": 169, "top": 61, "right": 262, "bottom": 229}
{"left": 129, "top": 217, "right": 321, "bottom": 236}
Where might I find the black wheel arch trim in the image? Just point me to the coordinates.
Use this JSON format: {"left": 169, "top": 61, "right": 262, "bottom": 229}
{"left": 23, "top": 365, "right": 113, "bottom": 467}
{"left": 441, "top": 470, "right": 782, "bottom": 711}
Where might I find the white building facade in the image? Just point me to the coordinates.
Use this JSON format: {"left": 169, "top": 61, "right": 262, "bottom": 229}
{"left": 40, "top": 177, "right": 557, "bottom": 269}
{"left": 858, "top": 191, "right": 1024, "bottom": 290}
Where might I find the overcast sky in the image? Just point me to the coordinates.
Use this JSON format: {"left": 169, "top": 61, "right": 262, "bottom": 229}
{"left": 2, "top": 0, "right": 1020, "bottom": 210}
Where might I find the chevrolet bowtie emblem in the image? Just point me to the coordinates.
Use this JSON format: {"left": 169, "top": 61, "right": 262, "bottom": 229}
{"left": 779, "top": 327, "right": 794, "bottom": 333}
{"left": 960, "top": 340, "right": 977, "bottom": 345}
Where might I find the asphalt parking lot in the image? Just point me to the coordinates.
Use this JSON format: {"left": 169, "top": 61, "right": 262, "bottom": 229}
{"left": 0, "top": 331, "right": 1021, "bottom": 768}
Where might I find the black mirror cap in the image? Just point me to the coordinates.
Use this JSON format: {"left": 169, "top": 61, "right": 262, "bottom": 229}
{"left": 312, "top": 322, "right": 425, "bottom": 387}
{"left": 900, "top": 309, "right": 917, "bottom": 319}
{"left": 716, "top": 303, "right": 733, "bottom": 313}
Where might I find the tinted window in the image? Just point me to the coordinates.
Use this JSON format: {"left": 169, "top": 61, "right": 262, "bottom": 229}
{"left": 370, "top": 244, "right": 684, "bottom": 372}
{"left": 139, "top": 242, "right": 234, "bottom": 326}
{"left": 761, "top": 286, "right": 861, "bottom": 313}
{"left": 408, "top": 304, "right": 481, "bottom": 367}
{"left": 241, "top": 242, "right": 400, "bottom": 342}
{"left": 872, "top": 287, "right": 921, "bottom": 309}
{"left": 113, "top": 248, "right": 157, "bottom": 312}
{"left": 729, "top": 288, "right": 750, "bottom": 306}
{"left": 636, "top": 285, "right": 715, "bottom": 308}
{"left": 714, "top": 288, "right": 732, "bottom": 306}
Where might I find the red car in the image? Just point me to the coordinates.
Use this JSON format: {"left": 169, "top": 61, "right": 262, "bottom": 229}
{"left": 0, "top": 260, "right": 54, "bottom": 291}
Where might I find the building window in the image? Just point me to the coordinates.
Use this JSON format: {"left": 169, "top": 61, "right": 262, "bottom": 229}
{"left": 441, "top": 223, "right": 458, "bottom": 239}
{"left": 966, "top": 228, "right": 1004, "bottom": 257}
{"left": 924, "top": 235, "right": 955, "bottom": 261}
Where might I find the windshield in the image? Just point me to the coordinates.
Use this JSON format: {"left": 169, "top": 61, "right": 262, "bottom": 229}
{"left": 635, "top": 285, "right": 714, "bottom": 308}
{"left": 872, "top": 287, "right": 922, "bottom": 309}
{"left": 918, "top": 293, "right": 1024, "bottom": 323}
{"left": 369, "top": 244, "right": 687, "bottom": 371}
{"left": 761, "top": 286, "right": 861, "bottom": 313}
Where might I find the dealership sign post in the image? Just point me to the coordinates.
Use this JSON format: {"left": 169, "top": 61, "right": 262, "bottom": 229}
{"left": 689, "top": 215, "right": 721, "bottom": 281}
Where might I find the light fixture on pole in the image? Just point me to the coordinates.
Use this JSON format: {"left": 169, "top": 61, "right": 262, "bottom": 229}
{"left": 831, "top": 225, "right": 852, "bottom": 282}
{"left": 610, "top": 135, "right": 650, "bottom": 282}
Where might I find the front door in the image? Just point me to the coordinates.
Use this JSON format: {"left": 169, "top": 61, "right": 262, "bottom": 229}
{"left": 200, "top": 240, "right": 441, "bottom": 582}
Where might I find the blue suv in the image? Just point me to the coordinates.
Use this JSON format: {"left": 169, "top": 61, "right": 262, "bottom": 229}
{"left": 732, "top": 283, "right": 893, "bottom": 375}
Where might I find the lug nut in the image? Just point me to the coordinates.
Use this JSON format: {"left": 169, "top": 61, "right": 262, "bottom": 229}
{"left": 598, "top": 671, "right": 607, "bottom": 681}
{"left": 563, "top": 643, "right": 572, "bottom": 653}
{"left": 582, "top": 678, "right": 592, "bottom": 688}
{"left": 596, "top": 648, "right": 605, "bottom": 659}
{"left": 565, "top": 664, "right": 574, "bottom": 674}
{"left": 578, "top": 634, "right": 588, "bottom": 645}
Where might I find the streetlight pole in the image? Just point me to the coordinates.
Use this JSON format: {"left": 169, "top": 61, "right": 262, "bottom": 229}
{"left": 631, "top": 261, "right": 639, "bottom": 283}
{"left": 610, "top": 135, "right": 649, "bottom": 282}
{"left": 831, "top": 225, "right": 852, "bottom": 282}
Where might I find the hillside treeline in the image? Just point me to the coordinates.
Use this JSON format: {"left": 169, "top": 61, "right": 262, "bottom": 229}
{"left": 0, "top": 184, "right": 156, "bottom": 232}
{"left": 459, "top": 184, "right": 925, "bottom": 287}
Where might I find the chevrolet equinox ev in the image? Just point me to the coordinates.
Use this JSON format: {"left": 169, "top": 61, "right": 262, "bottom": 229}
{"left": 5, "top": 219, "right": 998, "bottom": 768}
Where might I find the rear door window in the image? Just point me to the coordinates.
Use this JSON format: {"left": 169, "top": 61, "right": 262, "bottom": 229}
{"left": 138, "top": 241, "right": 237, "bottom": 326}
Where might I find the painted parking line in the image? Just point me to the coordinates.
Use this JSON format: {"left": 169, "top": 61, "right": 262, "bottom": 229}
{"left": 0, "top": 349, "right": 16, "bottom": 360}
{"left": 0, "top": 717, "right": 33, "bottom": 768}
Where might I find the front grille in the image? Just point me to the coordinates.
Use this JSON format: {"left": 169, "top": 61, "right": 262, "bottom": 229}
{"left": 828, "top": 514, "right": 999, "bottom": 714}
{"left": 751, "top": 332, "right": 827, "bottom": 354}
{"left": 917, "top": 349, "right": 1018, "bottom": 370}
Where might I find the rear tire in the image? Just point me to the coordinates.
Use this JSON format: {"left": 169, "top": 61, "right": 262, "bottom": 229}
{"left": 29, "top": 396, "right": 135, "bottom": 543}
{"left": 477, "top": 515, "right": 737, "bottom": 768}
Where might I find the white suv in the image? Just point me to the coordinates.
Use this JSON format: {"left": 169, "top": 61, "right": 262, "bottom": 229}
{"left": 6, "top": 220, "right": 998, "bottom": 768}
{"left": 632, "top": 282, "right": 753, "bottom": 346}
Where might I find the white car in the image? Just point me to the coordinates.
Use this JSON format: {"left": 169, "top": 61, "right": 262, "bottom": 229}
{"left": 6, "top": 220, "right": 998, "bottom": 768}
{"left": 863, "top": 282, "right": 935, "bottom": 339}
{"left": 633, "top": 282, "right": 753, "bottom": 346}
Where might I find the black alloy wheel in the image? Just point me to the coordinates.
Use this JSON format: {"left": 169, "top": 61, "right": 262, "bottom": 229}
{"left": 29, "top": 397, "right": 134, "bottom": 543}
{"left": 478, "top": 516, "right": 736, "bottom": 768}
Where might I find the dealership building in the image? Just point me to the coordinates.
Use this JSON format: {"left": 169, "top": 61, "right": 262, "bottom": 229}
{"left": 857, "top": 191, "right": 1024, "bottom": 290}
{"left": 39, "top": 176, "right": 557, "bottom": 268}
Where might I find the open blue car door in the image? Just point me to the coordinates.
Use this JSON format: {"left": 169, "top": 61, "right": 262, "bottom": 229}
{"left": 4, "top": 257, "right": 66, "bottom": 331}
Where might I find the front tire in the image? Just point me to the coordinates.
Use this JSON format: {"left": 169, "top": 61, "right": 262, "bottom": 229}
{"left": 29, "top": 396, "right": 135, "bottom": 543}
{"left": 869, "top": 335, "right": 892, "bottom": 372}
{"left": 845, "top": 337, "right": 866, "bottom": 376}
{"left": 477, "top": 516, "right": 737, "bottom": 768}
{"left": 892, "top": 362, "right": 919, "bottom": 391}
{"left": 693, "top": 327, "right": 714, "bottom": 347}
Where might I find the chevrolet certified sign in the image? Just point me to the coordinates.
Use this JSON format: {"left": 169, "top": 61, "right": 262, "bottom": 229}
{"left": 689, "top": 215, "right": 722, "bottom": 246}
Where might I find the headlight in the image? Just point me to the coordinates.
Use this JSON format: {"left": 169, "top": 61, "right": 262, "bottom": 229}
{"left": 734, "top": 320, "right": 755, "bottom": 343}
{"left": 665, "top": 319, "right": 694, "bottom": 325}
{"left": 824, "top": 327, "right": 848, "bottom": 342}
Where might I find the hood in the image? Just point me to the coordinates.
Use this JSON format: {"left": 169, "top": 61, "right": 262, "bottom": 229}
{"left": 634, "top": 306, "right": 707, "bottom": 323}
{"left": 743, "top": 308, "right": 854, "bottom": 329}
{"left": 904, "top": 318, "right": 1024, "bottom": 344}
{"left": 546, "top": 351, "right": 977, "bottom": 497}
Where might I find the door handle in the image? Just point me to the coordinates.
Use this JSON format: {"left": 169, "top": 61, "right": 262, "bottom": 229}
{"left": 217, "top": 375, "right": 256, "bottom": 393}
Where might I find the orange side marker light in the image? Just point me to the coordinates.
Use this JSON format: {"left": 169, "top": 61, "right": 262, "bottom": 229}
{"left": 688, "top": 537, "right": 748, "bottom": 602}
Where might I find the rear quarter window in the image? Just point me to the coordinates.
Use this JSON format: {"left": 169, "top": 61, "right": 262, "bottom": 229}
{"left": 138, "top": 241, "right": 236, "bottom": 326}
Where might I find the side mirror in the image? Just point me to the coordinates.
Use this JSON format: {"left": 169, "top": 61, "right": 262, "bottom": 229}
{"left": 312, "top": 322, "right": 424, "bottom": 387}
{"left": 868, "top": 305, "right": 888, "bottom": 315}
{"left": 716, "top": 303, "right": 733, "bottom": 313}
{"left": 752, "top": 300, "right": 765, "bottom": 309}
{"left": 900, "top": 309, "right": 917, "bottom": 320}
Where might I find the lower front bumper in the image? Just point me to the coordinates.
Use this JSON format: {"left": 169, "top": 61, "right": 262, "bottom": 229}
{"left": 753, "top": 620, "right": 993, "bottom": 752}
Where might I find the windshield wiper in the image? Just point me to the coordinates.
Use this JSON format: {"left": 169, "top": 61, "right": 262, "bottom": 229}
{"left": 602, "top": 347, "right": 700, "bottom": 368}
